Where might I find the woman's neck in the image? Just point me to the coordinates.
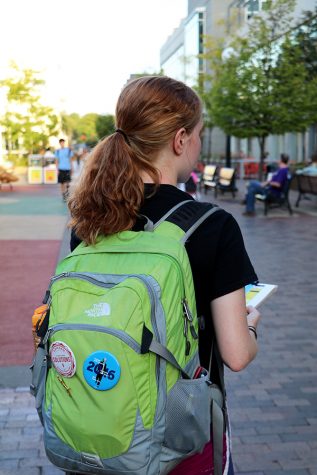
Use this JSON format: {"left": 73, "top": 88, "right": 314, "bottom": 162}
{"left": 140, "top": 168, "right": 178, "bottom": 186}
{"left": 140, "top": 144, "right": 179, "bottom": 185}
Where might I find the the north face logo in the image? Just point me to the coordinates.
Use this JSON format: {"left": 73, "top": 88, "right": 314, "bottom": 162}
{"left": 84, "top": 303, "right": 111, "bottom": 318}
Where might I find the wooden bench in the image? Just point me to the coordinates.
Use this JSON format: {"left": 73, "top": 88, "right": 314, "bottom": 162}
{"left": 214, "top": 167, "right": 237, "bottom": 198}
{"left": 295, "top": 174, "right": 317, "bottom": 207}
{"left": 202, "top": 165, "right": 217, "bottom": 194}
{"left": 255, "top": 173, "right": 293, "bottom": 215}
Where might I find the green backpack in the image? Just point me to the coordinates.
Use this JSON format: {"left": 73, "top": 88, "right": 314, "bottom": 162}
{"left": 31, "top": 200, "right": 225, "bottom": 475}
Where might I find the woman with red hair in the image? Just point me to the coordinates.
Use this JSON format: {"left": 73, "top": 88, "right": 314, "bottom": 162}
{"left": 69, "top": 76, "right": 260, "bottom": 475}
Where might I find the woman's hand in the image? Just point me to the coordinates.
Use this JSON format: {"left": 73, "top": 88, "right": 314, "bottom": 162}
{"left": 211, "top": 289, "right": 260, "bottom": 372}
{"left": 246, "top": 305, "right": 261, "bottom": 329}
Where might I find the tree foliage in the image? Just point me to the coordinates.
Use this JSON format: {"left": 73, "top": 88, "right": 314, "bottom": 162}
{"left": 201, "top": 0, "right": 317, "bottom": 177}
{"left": 293, "top": 6, "right": 317, "bottom": 79}
{"left": 95, "top": 114, "right": 115, "bottom": 140}
{"left": 61, "top": 112, "right": 115, "bottom": 146}
{"left": 61, "top": 112, "right": 98, "bottom": 144}
{"left": 0, "top": 62, "right": 59, "bottom": 156}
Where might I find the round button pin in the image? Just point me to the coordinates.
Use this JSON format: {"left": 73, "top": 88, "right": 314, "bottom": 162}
{"left": 83, "top": 351, "right": 121, "bottom": 391}
{"left": 49, "top": 341, "right": 76, "bottom": 378}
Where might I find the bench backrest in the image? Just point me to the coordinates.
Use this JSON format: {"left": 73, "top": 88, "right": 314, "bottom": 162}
{"left": 203, "top": 165, "right": 217, "bottom": 182}
{"left": 218, "top": 167, "right": 235, "bottom": 187}
{"left": 297, "top": 174, "right": 317, "bottom": 194}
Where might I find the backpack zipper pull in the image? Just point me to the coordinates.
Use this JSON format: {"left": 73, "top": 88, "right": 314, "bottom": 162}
{"left": 183, "top": 299, "right": 192, "bottom": 356}
{"left": 183, "top": 299, "right": 198, "bottom": 340}
{"left": 189, "top": 323, "right": 198, "bottom": 340}
{"left": 57, "top": 375, "right": 72, "bottom": 397}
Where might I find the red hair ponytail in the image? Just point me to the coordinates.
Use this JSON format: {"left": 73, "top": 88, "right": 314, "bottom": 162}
{"left": 68, "top": 76, "right": 202, "bottom": 244}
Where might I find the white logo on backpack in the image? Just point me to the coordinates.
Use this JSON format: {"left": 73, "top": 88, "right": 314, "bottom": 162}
{"left": 85, "top": 302, "right": 111, "bottom": 317}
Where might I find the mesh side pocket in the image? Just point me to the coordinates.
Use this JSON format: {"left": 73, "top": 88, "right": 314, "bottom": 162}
{"left": 163, "top": 375, "right": 212, "bottom": 453}
{"left": 30, "top": 345, "right": 48, "bottom": 424}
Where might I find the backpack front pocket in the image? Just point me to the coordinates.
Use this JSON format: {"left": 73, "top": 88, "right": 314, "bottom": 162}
{"left": 44, "top": 274, "right": 160, "bottom": 460}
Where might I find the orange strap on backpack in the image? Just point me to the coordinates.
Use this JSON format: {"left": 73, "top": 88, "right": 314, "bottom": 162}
{"left": 31, "top": 304, "right": 48, "bottom": 352}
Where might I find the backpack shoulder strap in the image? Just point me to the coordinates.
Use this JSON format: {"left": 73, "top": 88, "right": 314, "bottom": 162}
{"left": 153, "top": 200, "right": 221, "bottom": 243}
{"left": 154, "top": 200, "right": 226, "bottom": 475}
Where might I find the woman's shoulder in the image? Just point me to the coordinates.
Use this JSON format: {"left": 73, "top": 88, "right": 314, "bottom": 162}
{"left": 185, "top": 203, "right": 241, "bottom": 261}
{"left": 196, "top": 202, "right": 238, "bottom": 234}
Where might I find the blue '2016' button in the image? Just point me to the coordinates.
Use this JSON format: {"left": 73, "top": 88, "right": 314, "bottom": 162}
{"left": 83, "top": 351, "right": 121, "bottom": 391}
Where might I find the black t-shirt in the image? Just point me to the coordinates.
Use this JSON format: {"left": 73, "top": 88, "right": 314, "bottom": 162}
{"left": 70, "top": 184, "right": 257, "bottom": 369}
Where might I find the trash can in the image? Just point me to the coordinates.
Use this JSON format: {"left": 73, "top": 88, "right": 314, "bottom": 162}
{"left": 28, "top": 155, "right": 43, "bottom": 184}
{"left": 43, "top": 156, "right": 57, "bottom": 184}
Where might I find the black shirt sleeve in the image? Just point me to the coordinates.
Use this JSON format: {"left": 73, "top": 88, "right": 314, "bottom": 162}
{"left": 185, "top": 210, "right": 257, "bottom": 308}
{"left": 211, "top": 214, "right": 258, "bottom": 299}
{"left": 185, "top": 209, "right": 258, "bottom": 370}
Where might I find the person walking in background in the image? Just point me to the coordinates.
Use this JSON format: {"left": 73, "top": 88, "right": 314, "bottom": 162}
{"left": 243, "top": 153, "right": 289, "bottom": 216}
{"left": 68, "top": 76, "right": 260, "bottom": 475}
{"left": 55, "top": 138, "right": 74, "bottom": 201}
{"left": 44, "top": 147, "right": 55, "bottom": 159}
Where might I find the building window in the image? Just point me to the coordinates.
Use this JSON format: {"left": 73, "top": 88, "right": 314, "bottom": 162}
{"left": 246, "top": 0, "right": 267, "bottom": 20}
{"left": 198, "top": 11, "right": 205, "bottom": 74}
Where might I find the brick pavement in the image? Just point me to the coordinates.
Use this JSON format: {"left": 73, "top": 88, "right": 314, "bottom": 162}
{"left": 0, "top": 180, "right": 316, "bottom": 474}
{"left": 0, "top": 185, "right": 68, "bottom": 369}
{"left": 205, "top": 188, "right": 317, "bottom": 475}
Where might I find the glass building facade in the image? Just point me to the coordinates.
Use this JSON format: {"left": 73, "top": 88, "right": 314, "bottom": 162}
{"left": 160, "top": 0, "right": 316, "bottom": 162}
{"left": 161, "top": 9, "right": 205, "bottom": 87}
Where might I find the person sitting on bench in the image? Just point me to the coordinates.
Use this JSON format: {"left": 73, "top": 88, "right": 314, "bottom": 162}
{"left": 242, "top": 153, "right": 289, "bottom": 217}
{"left": 296, "top": 152, "right": 317, "bottom": 176}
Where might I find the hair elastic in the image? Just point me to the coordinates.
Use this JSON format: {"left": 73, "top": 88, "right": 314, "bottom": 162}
{"left": 248, "top": 326, "right": 258, "bottom": 340}
{"left": 115, "top": 128, "right": 130, "bottom": 145}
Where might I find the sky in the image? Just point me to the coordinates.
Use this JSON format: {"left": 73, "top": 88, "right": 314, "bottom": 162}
{"left": 0, "top": 0, "right": 187, "bottom": 115}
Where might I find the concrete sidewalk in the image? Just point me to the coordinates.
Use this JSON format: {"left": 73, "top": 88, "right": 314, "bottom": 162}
{"left": 0, "top": 180, "right": 316, "bottom": 474}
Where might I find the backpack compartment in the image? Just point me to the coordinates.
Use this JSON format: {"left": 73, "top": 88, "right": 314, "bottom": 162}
{"left": 44, "top": 274, "right": 159, "bottom": 460}
{"left": 42, "top": 224, "right": 206, "bottom": 471}
{"left": 63, "top": 237, "right": 199, "bottom": 393}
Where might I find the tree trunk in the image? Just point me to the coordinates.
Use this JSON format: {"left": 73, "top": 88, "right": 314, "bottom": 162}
{"left": 207, "top": 127, "right": 212, "bottom": 160}
{"left": 302, "top": 130, "right": 306, "bottom": 162}
{"left": 225, "top": 135, "right": 231, "bottom": 168}
{"left": 258, "top": 136, "right": 266, "bottom": 181}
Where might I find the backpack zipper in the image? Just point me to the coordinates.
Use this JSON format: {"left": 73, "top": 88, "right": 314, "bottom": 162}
{"left": 45, "top": 272, "right": 162, "bottom": 383}
{"left": 48, "top": 324, "right": 141, "bottom": 354}
{"left": 155, "top": 254, "right": 198, "bottom": 356}
{"left": 47, "top": 272, "right": 161, "bottom": 345}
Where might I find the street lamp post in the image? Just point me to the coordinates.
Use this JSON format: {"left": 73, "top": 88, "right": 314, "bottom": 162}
{"left": 225, "top": 134, "right": 231, "bottom": 168}
{"left": 221, "top": 47, "right": 237, "bottom": 169}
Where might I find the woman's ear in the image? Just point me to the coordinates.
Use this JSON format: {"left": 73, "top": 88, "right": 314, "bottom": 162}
{"left": 173, "top": 128, "right": 187, "bottom": 155}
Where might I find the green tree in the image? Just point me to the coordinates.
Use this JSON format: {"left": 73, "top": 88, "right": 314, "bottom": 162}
{"left": 129, "top": 70, "right": 164, "bottom": 80}
{"left": 202, "top": 0, "right": 317, "bottom": 179}
{"left": 0, "top": 62, "right": 59, "bottom": 159}
{"left": 61, "top": 112, "right": 81, "bottom": 143}
{"left": 61, "top": 112, "right": 100, "bottom": 146}
{"left": 294, "top": 7, "right": 317, "bottom": 79}
{"left": 95, "top": 114, "right": 115, "bottom": 140}
{"left": 78, "top": 113, "right": 98, "bottom": 146}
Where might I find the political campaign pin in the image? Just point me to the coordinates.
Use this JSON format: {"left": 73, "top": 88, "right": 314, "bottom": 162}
{"left": 49, "top": 341, "right": 76, "bottom": 378}
{"left": 83, "top": 351, "right": 121, "bottom": 391}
